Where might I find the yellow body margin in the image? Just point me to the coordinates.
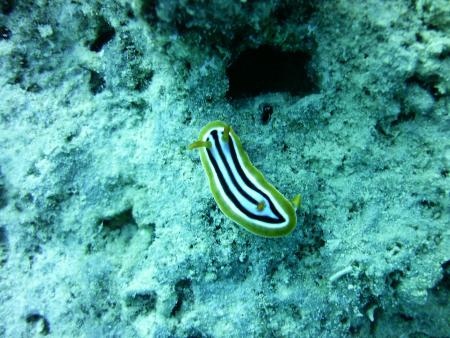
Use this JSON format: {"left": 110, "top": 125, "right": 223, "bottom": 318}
{"left": 190, "top": 121, "right": 301, "bottom": 237}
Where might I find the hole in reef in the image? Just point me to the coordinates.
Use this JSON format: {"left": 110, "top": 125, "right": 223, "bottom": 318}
{"left": 88, "top": 70, "right": 106, "bottom": 95}
{"left": 398, "top": 313, "right": 414, "bottom": 322}
{"left": 89, "top": 16, "right": 116, "bottom": 52}
{"left": 0, "top": 26, "right": 12, "bottom": 40}
{"left": 25, "top": 312, "right": 50, "bottom": 335}
{"left": 260, "top": 103, "right": 273, "bottom": 125}
{"left": 428, "top": 260, "right": 450, "bottom": 306}
{"left": 226, "top": 45, "right": 317, "bottom": 99}
{"left": 171, "top": 279, "right": 194, "bottom": 317}
{"left": 100, "top": 207, "right": 136, "bottom": 229}
{"left": 386, "top": 270, "right": 404, "bottom": 289}
{"left": 0, "top": 0, "right": 14, "bottom": 15}
{"left": 140, "top": 0, "right": 158, "bottom": 26}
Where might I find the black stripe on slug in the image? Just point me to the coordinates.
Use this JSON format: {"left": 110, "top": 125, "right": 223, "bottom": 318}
{"left": 206, "top": 130, "right": 285, "bottom": 224}
{"left": 226, "top": 132, "right": 284, "bottom": 220}
{"left": 211, "top": 131, "right": 258, "bottom": 205}
{"left": 206, "top": 148, "right": 281, "bottom": 223}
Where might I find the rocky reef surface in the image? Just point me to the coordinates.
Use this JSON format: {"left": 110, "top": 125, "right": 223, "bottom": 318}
{"left": 0, "top": 0, "right": 449, "bottom": 336}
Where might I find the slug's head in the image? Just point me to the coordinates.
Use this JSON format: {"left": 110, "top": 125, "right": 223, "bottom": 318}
{"left": 188, "top": 122, "right": 231, "bottom": 151}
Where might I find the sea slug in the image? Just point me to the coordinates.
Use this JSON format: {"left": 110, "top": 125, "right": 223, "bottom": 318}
{"left": 189, "top": 121, "right": 301, "bottom": 237}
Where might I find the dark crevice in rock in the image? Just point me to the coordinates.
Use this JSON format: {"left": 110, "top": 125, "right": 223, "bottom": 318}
{"left": 0, "top": 226, "right": 9, "bottom": 267}
{"left": 134, "top": 69, "right": 153, "bottom": 92}
{"left": 0, "top": 25, "right": 12, "bottom": 40}
{"left": 431, "top": 260, "right": 450, "bottom": 304}
{"left": 125, "top": 290, "right": 157, "bottom": 318}
{"left": 89, "top": 70, "right": 106, "bottom": 95}
{"left": 226, "top": 45, "right": 318, "bottom": 99}
{"left": 140, "top": 0, "right": 158, "bottom": 26}
{"left": 375, "top": 120, "right": 389, "bottom": 137}
{"left": 171, "top": 279, "right": 194, "bottom": 317}
{"left": 398, "top": 313, "right": 414, "bottom": 322}
{"left": 260, "top": 103, "right": 273, "bottom": 125}
{"left": 0, "top": 0, "right": 14, "bottom": 15}
{"left": 386, "top": 270, "right": 404, "bottom": 290}
{"left": 101, "top": 208, "right": 136, "bottom": 229}
{"left": 25, "top": 312, "right": 50, "bottom": 336}
{"left": 390, "top": 111, "right": 416, "bottom": 127}
{"left": 89, "top": 16, "right": 116, "bottom": 52}
{"left": 406, "top": 74, "right": 442, "bottom": 100}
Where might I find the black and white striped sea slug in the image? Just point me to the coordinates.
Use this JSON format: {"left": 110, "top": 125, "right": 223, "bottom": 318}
{"left": 189, "top": 121, "right": 301, "bottom": 237}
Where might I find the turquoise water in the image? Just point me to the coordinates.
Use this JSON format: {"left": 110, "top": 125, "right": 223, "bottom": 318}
{"left": 0, "top": 0, "right": 449, "bottom": 337}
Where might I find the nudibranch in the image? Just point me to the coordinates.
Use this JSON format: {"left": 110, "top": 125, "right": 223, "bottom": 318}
{"left": 189, "top": 121, "right": 301, "bottom": 237}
